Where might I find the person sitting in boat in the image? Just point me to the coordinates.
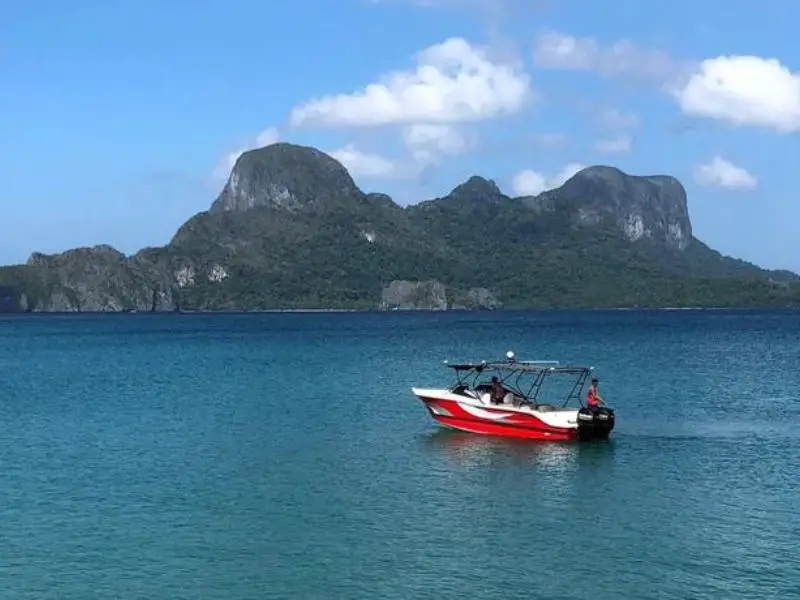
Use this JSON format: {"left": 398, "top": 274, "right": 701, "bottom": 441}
{"left": 490, "top": 376, "right": 505, "bottom": 404}
{"left": 586, "top": 377, "right": 604, "bottom": 410}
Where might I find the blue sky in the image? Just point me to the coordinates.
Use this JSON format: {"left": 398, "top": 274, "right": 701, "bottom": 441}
{"left": 2, "top": 0, "right": 799, "bottom": 272}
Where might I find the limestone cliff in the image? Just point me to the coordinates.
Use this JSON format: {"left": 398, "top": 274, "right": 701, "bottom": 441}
{"left": 1, "top": 142, "right": 797, "bottom": 312}
{"left": 524, "top": 166, "right": 692, "bottom": 250}
{"left": 380, "top": 280, "right": 448, "bottom": 311}
{"left": 209, "top": 142, "right": 362, "bottom": 215}
{"left": 379, "top": 280, "right": 499, "bottom": 311}
{"left": 13, "top": 245, "right": 173, "bottom": 312}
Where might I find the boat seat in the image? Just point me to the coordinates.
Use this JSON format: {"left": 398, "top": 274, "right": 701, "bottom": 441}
{"left": 478, "top": 392, "right": 515, "bottom": 406}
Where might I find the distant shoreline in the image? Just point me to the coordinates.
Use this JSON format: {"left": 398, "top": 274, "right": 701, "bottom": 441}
{"left": 2, "top": 306, "right": 799, "bottom": 316}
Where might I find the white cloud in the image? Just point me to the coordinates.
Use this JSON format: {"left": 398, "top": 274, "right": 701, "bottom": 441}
{"left": 329, "top": 144, "right": 417, "bottom": 180}
{"left": 511, "top": 162, "right": 585, "bottom": 196}
{"left": 512, "top": 170, "right": 547, "bottom": 196}
{"left": 532, "top": 30, "right": 686, "bottom": 87}
{"left": 594, "top": 109, "right": 637, "bottom": 152}
{"left": 401, "top": 124, "right": 469, "bottom": 163}
{"left": 289, "top": 37, "right": 531, "bottom": 128}
{"left": 212, "top": 127, "right": 281, "bottom": 180}
{"left": 256, "top": 127, "right": 280, "bottom": 147}
{"left": 534, "top": 30, "right": 800, "bottom": 135}
{"left": 597, "top": 108, "right": 639, "bottom": 131}
{"left": 594, "top": 136, "right": 632, "bottom": 154}
{"left": 550, "top": 162, "right": 585, "bottom": 187}
{"left": 694, "top": 156, "right": 757, "bottom": 190}
{"left": 675, "top": 55, "right": 800, "bottom": 133}
{"left": 212, "top": 148, "right": 248, "bottom": 180}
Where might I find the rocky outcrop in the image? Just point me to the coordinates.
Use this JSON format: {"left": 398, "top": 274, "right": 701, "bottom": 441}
{"left": 449, "top": 287, "right": 499, "bottom": 310}
{"left": 447, "top": 176, "right": 505, "bottom": 203}
{"left": 525, "top": 166, "right": 692, "bottom": 250}
{"left": 4, "top": 245, "right": 176, "bottom": 312}
{"left": 209, "top": 142, "right": 362, "bottom": 215}
{"left": 0, "top": 143, "right": 797, "bottom": 312}
{"left": 379, "top": 280, "right": 499, "bottom": 311}
{"left": 380, "top": 280, "right": 448, "bottom": 311}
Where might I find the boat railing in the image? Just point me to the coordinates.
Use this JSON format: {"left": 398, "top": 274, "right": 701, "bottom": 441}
{"left": 445, "top": 351, "right": 594, "bottom": 408}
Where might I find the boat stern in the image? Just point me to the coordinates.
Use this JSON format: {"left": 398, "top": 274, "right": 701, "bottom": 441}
{"left": 576, "top": 406, "right": 616, "bottom": 440}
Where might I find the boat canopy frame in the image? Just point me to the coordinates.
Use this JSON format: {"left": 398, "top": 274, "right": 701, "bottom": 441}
{"left": 445, "top": 357, "right": 594, "bottom": 408}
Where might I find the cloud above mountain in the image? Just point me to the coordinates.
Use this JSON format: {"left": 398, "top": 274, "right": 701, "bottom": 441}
{"left": 532, "top": 29, "right": 800, "bottom": 135}
{"left": 6, "top": 0, "right": 800, "bottom": 274}
{"left": 289, "top": 37, "right": 531, "bottom": 129}
{"left": 694, "top": 156, "right": 758, "bottom": 190}
{"left": 209, "top": 12, "right": 800, "bottom": 206}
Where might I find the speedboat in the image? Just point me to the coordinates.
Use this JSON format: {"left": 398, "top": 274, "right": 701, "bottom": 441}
{"left": 411, "top": 351, "right": 615, "bottom": 441}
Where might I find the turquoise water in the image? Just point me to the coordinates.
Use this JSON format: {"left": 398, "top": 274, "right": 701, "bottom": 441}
{"left": 1, "top": 310, "right": 799, "bottom": 599}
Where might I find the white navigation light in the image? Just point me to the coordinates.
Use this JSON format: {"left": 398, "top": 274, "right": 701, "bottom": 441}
{"left": 506, "top": 350, "right": 515, "bottom": 360}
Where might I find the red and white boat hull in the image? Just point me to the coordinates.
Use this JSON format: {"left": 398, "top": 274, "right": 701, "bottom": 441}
{"left": 411, "top": 387, "right": 614, "bottom": 442}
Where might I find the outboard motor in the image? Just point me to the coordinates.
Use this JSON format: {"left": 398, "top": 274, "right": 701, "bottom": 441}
{"left": 576, "top": 406, "right": 615, "bottom": 440}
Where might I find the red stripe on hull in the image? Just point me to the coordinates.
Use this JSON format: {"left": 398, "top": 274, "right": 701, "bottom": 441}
{"left": 419, "top": 397, "right": 578, "bottom": 442}
{"left": 433, "top": 415, "right": 577, "bottom": 441}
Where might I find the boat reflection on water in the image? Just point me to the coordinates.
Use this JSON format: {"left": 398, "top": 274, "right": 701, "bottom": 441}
{"left": 421, "top": 428, "right": 616, "bottom": 472}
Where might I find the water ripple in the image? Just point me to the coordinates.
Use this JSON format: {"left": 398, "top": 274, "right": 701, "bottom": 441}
{"left": 0, "top": 310, "right": 798, "bottom": 599}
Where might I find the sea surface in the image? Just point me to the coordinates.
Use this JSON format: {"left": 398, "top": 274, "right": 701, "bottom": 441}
{"left": 1, "top": 309, "right": 799, "bottom": 599}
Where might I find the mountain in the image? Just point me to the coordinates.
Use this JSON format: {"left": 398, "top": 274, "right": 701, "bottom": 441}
{"left": 1, "top": 142, "right": 798, "bottom": 312}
